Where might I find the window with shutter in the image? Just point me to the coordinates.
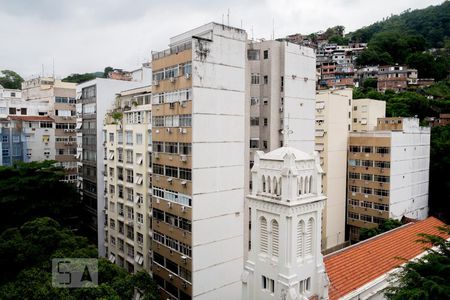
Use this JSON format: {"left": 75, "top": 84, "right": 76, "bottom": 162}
{"left": 271, "top": 220, "right": 279, "bottom": 257}
{"left": 305, "top": 218, "right": 314, "bottom": 255}
{"left": 297, "top": 220, "right": 304, "bottom": 257}
{"left": 260, "top": 217, "right": 268, "bottom": 254}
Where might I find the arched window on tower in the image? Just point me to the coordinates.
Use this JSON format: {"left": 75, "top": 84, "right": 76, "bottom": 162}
{"left": 273, "top": 177, "right": 277, "bottom": 195}
{"left": 262, "top": 175, "right": 266, "bottom": 192}
{"left": 297, "top": 220, "right": 304, "bottom": 257}
{"left": 298, "top": 177, "right": 303, "bottom": 195}
{"left": 267, "top": 176, "right": 271, "bottom": 194}
{"left": 271, "top": 220, "right": 279, "bottom": 257}
{"left": 305, "top": 176, "right": 309, "bottom": 194}
{"left": 260, "top": 217, "right": 268, "bottom": 254}
{"left": 309, "top": 175, "right": 313, "bottom": 194}
{"left": 305, "top": 218, "right": 314, "bottom": 256}
{"left": 277, "top": 178, "right": 282, "bottom": 196}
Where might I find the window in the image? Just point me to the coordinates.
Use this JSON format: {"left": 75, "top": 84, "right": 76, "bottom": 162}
{"left": 117, "top": 131, "right": 123, "bottom": 144}
{"left": 250, "top": 97, "right": 259, "bottom": 105}
{"left": 179, "top": 143, "right": 192, "bottom": 155}
{"left": 153, "top": 141, "right": 164, "bottom": 153}
{"left": 374, "top": 189, "right": 389, "bottom": 197}
{"left": 125, "top": 131, "right": 133, "bottom": 145}
{"left": 251, "top": 73, "right": 260, "bottom": 85}
{"left": 263, "top": 75, "right": 268, "bottom": 84}
{"left": 179, "top": 168, "right": 191, "bottom": 180}
{"left": 350, "top": 186, "right": 360, "bottom": 193}
{"left": 375, "top": 161, "right": 390, "bottom": 168}
{"left": 250, "top": 139, "right": 259, "bottom": 149}
{"left": 9, "top": 107, "right": 16, "bottom": 114}
{"left": 126, "top": 150, "right": 133, "bottom": 163}
{"left": 179, "top": 114, "right": 191, "bottom": 127}
{"left": 362, "top": 173, "right": 373, "bottom": 181}
{"left": 165, "top": 166, "right": 178, "bottom": 178}
{"left": 152, "top": 116, "right": 164, "bottom": 127}
{"left": 349, "top": 146, "right": 360, "bottom": 152}
{"left": 362, "top": 187, "right": 372, "bottom": 194}
{"left": 263, "top": 141, "right": 268, "bottom": 149}
{"left": 361, "top": 201, "right": 372, "bottom": 208}
{"left": 349, "top": 172, "right": 360, "bottom": 180}
{"left": 348, "top": 211, "right": 359, "bottom": 220}
{"left": 136, "top": 133, "right": 142, "bottom": 145}
{"left": 126, "top": 169, "right": 134, "bottom": 183}
{"left": 247, "top": 49, "right": 260, "bottom": 60}
{"left": 361, "top": 214, "right": 372, "bottom": 222}
{"left": 374, "top": 175, "right": 390, "bottom": 183}
{"left": 374, "top": 203, "right": 389, "bottom": 211}
{"left": 263, "top": 118, "right": 268, "bottom": 126}
{"left": 40, "top": 122, "right": 52, "bottom": 128}
{"left": 349, "top": 199, "right": 359, "bottom": 206}
{"left": 136, "top": 232, "right": 144, "bottom": 244}
{"left": 361, "top": 160, "right": 373, "bottom": 167}
{"left": 362, "top": 146, "right": 373, "bottom": 153}
{"left": 376, "top": 147, "right": 390, "bottom": 154}
{"left": 153, "top": 164, "right": 164, "bottom": 175}
{"left": 136, "top": 212, "right": 143, "bottom": 224}
{"left": 250, "top": 117, "right": 259, "bottom": 126}
{"left": 263, "top": 50, "right": 269, "bottom": 59}
{"left": 165, "top": 142, "right": 178, "bottom": 154}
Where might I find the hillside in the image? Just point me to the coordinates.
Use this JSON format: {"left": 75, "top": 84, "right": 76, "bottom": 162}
{"left": 347, "top": 1, "right": 450, "bottom": 48}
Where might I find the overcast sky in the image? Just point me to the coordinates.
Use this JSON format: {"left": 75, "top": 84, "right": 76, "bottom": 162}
{"left": 0, "top": 0, "right": 444, "bottom": 79}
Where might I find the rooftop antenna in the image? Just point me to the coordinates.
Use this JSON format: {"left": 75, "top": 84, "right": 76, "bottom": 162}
{"left": 281, "top": 114, "right": 293, "bottom": 147}
{"left": 227, "top": 8, "right": 230, "bottom": 26}
{"left": 251, "top": 26, "right": 254, "bottom": 41}
{"left": 240, "top": 19, "right": 243, "bottom": 29}
{"left": 272, "top": 17, "right": 275, "bottom": 40}
{"left": 222, "top": 14, "right": 224, "bottom": 25}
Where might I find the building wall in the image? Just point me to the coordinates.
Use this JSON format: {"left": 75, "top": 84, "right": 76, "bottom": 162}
{"left": 189, "top": 23, "right": 247, "bottom": 300}
{"left": 316, "top": 89, "right": 352, "bottom": 251}
{"left": 352, "top": 99, "right": 386, "bottom": 132}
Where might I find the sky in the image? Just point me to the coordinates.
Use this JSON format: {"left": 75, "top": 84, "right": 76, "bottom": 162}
{"left": 0, "top": 0, "right": 444, "bottom": 79}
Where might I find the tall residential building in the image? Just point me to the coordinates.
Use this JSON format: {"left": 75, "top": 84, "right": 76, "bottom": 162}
{"left": 351, "top": 98, "right": 386, "bottom": 132}
{"left": 150, "top": 23, "right": 247, "bottom": 300}
{"left": 315, "top": 88, "right": 352, "bottom": 252}
{"left": 347, "top": 117, "right": 430, "bottom": 241}
{"left": 77, "top": 76, "right": 148, "bottom": 251}
{"left": 103, "top": 86, "right": 152, "bottom": 274}
{"left": 242, "top": 146, "right": 328, "bottom": 300}
{"left": 21, "top": 77, "right": 78, "bottom": 180}
{"left": 245, "top": 40, "right": 316, "bottom": 257}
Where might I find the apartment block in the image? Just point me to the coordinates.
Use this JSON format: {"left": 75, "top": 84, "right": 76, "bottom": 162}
{"left": 377, "top": 65, "right": 418, "bottom": 92}
{"left": 347, "top": 117, "right": 430, "bottom": 241}
{"left": 21, "top": 77, "right": 78, "bottom": 179}
{"left": 315, "top": 88, "right": 352, "bottom": 252}
{"left": 150, "top": 23, "right": 247, "bottom": 300}
{"left": 103, "top": 86, "right": 152, "bottom": 274}
{"left": 77, "top": 76, "right": 148, "bottom": 251}
{"left": 352, "top": 98, "right": 386, "bottom": 132}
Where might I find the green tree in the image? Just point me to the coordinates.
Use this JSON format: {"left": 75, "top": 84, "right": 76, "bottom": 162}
{"left": 406, "top": 52, "right": 436, "bottom": 79}
{"left": 359, "top": 219, "right": 402, "bottom": 241}
{"left": 62, "top": 73, "right": 96, "bottom": 84}
{"left": 0, "top": 218, "right": 158, "bottom": 299}
{"left": 362, "top": 78, "right": 378, "bottom": 89}
{"left": 103, "top": 66, "right": 114, "bottom": 78}
{"left": 0, "top": 161, "right": 82, "bottom": 232}
{"left": 0, "top": 70, "right": 24, "bottom": 89}
{"left": 385, "top": 225, "right": 450, "bottom": 300}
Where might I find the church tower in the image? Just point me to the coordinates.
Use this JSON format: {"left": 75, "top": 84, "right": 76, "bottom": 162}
{"left": 242, "top": 147, "right": 329, "bottom": 300}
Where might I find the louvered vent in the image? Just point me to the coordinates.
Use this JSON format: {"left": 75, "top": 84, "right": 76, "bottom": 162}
{"left": 297, "top": 220, "right": 304, "bottom": 257}
{"left": 271, "top": 220, "right": 279, "bottom": 257}
{"left": 260, "top": 217, "right": 268, "bottom": 253}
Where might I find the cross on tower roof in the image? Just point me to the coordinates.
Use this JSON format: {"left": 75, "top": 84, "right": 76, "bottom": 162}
{"left": 281, "top": 114, "right": 293, "bottom": 146}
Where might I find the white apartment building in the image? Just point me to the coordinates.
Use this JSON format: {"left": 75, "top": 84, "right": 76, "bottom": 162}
{"left": 76, "top": 74, "right": 150, "bottom": 252}
{"left": 347, "top": 117, "right": 430, "bottom": 241}
{"left": 150, "top": 23, "right": 247, "bottom": 300}
{"left": 103, "top": 86, "right": 152, "bottom": 274}
{"left": 315, "top": 88, "right": 352, "bottom": 251}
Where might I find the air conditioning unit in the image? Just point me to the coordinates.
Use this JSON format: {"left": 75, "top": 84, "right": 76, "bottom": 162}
{"left": 168, "top": 202, "right": 172, "bottom": 208}
{"left": 169, "top": 103, "right": 175, "bottom": 109}
{"left": 152, "top": 80, "right": 159, "bottom": 86}
{"left": 185, "top": 73, "right": 191, "bottom": 79}
{"left": 179, "top": 101, "right": 187, "bottom": 107}
{"left": 154, "top": 152, "right": 159, "bottom": 159}
{"left": 168, "top": 274, "right": 173, "bottom": 280}
{"left": 180, "top": 155, "right": 187, "bottom": 162}
{"left": 166, "top": 128, "right": 172, "bottom": 133}
{"left": 181, "top": 206, "right": 187, "bottom": 213}
{"left": 169, "top": 77, "right": 175, "bottom": 83}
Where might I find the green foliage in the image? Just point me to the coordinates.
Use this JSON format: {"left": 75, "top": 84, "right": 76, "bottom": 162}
{"left": 359, "top": 219, "right": 402, "bottom": 241}
{"left": 0, "top": 161, "right": 82, "bottom": 232}
{"left": 62, "top": 73, "right": 96, "bottom": 84}
{"left": 429, "top": 125, "right": 450, "bottom": 223}
{"left": 0, "top": 70, "right": 24, "bottom": 90}
{"left": 103, "top": 66, "right": 114, "bottom": 78}
{"left": 385, "top": 225, "right": 450, "bottom": 300}
{"left": 328, "top": 35, "right": 349, "bottom": 45}
{"left": 348, "top": 2, "right": 450, "bottom": 48}
{"left": 356, "top": 48, "right": 393, "bottom": 66}
{"left": 406, "top": 52, "right": 450, "bottom": 80}
{"left": 0, "top": 218, "right": 158, "bottom": 299}
{"left": 362, "top": 78, "right": 378, "bottom": 89}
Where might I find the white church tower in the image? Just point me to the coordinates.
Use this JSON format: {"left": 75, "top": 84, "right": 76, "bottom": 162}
{"left": 242, "top": 146, "right": 329, "bottom": 300}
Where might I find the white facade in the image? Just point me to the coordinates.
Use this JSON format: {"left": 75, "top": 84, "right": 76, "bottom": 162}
{"left": 352, "top": 99, "right": 386, "bottom": 132}
{"left": 77, "top": 77, "right": 150, "bottom": 256}
{"left": 315, "top": 89, "right": 352, "bottom": 251}
{"left": 170, "top": 23, "right": 248, "bottom": 300}
{"left": 243, "top": 147, "right": 328, "bottom": 300}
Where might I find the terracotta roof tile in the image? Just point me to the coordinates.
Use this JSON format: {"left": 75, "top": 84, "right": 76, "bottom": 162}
{"left": 324, "top": 217, "right": 448, "bottom": 300}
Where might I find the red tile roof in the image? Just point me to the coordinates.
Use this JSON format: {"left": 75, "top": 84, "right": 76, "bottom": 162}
{"left": 8, "top": 115, "right": 54, "bottom": 122}
{"left": 324, "top": 217, "right": 448, "bottom": 300}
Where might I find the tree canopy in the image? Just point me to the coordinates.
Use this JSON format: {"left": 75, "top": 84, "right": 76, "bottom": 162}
{"left": 0, "top": 70, "right": 24, "bottom": 90}
{"left": 359, "top": 219, "right": 403, "bottom": 241}
{"left": 385, "top": 225, "right": 450, "bottom": 300}
{"left": 0, "top": 217, "right": 158, "bottom": 300}
{"left": 0, "top": 161, "right": 82, "bottom": 232}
